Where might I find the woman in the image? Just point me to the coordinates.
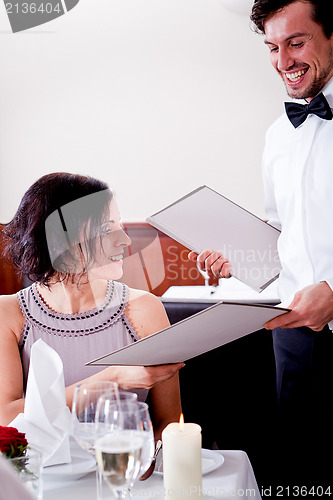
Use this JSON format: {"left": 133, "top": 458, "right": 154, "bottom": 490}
{"left": 0, "top": 173, "right": 182, "bottom": 438}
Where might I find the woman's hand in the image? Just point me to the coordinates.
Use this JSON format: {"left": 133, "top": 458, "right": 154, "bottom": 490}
{"left": 106, "top": 363, "right": 184, "bottom": 390}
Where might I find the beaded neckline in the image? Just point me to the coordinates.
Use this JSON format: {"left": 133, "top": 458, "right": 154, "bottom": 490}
{"left": 31, "top": 280, "right": 115, "bottom": 320}
{"left": 17, "top": 280, "right": 130, "bottom": 336}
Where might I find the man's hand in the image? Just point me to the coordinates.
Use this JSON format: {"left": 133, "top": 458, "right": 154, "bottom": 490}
{"left": 188, "top": 249, "right": 231, "bottom": 279}
{"left": 265, "top": 282, "right": 333, "bottom": 332}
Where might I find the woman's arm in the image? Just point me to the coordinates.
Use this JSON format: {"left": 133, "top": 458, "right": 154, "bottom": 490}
{"left": 148, "top": 373, "right": 182, "bottom": 441}
{"left": 0, "top": 295, "right": 25, "bottom": 425}
{"left": 64, "top": 363, "right": 183, "bottom": 412}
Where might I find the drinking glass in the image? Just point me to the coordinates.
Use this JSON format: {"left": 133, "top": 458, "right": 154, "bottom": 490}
{"left": 72, "top": 380, "right": 120, "bottom": 454}
{"left": 9, "top": 446, "right": 42, "bottom": 500}
{"left": 135, "top": 402, "right": 154, "bottom": 479}
{"left": 196, "top": 260, "right": 210, "bottom": 287}
{"left": 95, "top": 397, "right": 151, "bottom": 499}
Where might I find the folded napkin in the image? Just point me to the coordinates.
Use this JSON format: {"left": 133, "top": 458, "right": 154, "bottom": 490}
{"left": 10, "top": 339, "right": 71, "bottom": 467}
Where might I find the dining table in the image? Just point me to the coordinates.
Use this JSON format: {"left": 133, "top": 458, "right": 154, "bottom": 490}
{"left": 161, "top": 277, "right": 280, "bottom": 304}
{"left": 42, "top": 449, "right": 262, "bottom": 500}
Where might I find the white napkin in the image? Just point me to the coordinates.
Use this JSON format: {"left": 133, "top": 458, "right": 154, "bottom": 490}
{"left": 10, "top": 339, "right": 71, "bottom": 467}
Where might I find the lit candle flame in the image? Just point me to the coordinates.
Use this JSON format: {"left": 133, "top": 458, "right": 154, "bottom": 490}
{"left": 179, "top": 413, "right": 184, "bottom": 431}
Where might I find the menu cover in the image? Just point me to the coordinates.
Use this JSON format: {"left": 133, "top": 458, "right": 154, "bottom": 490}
{"left": 86, "top": 301, "right": 288, "bottom": 366}
{"left": 146, "top": 186, "right": 281, "bottom": 292}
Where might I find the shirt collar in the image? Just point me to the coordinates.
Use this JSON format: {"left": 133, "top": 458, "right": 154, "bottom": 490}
{"left": 289, "top": 77, "right": 333, "bottom": 108}
{"left": 319, "top": 76, "right": 333, "bottom": 109}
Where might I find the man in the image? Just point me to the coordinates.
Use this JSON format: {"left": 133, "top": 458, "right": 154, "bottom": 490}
{"left": 189, "top": 0, "right": 333, "bottom": 486}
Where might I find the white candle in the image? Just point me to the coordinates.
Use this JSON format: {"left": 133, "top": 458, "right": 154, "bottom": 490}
{"left": 162, "top": 415, "right": 202, "bottom": 500}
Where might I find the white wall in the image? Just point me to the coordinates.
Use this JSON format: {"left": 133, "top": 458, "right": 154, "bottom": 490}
{"left": 0, "top": 0, "right": 286, "bottom": 223}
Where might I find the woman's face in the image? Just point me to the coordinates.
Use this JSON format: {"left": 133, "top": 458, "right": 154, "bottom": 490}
{"left": 86, "top": 198, "right": 131, "bottom": 281}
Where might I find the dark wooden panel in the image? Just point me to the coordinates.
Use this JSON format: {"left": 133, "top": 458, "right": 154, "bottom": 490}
{"left": 122, "top": 222, "right": 218, "bottom": 296}
{"left": 0, "top": 225, "right": 22, "bottom": 295}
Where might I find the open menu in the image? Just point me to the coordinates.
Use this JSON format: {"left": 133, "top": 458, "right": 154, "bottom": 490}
{"left": 146, "top": 186, "right": 281, "bottom": 293}
{"left": 86, "top": 301, "right": 288, "bottom": 366}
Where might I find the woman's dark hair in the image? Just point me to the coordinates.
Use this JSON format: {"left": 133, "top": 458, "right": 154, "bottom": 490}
{"left": 251, "top": 0, "right": 333, "bottom": 39}
{"left": 2, "top": 172, "right": 113, "bottom": 285}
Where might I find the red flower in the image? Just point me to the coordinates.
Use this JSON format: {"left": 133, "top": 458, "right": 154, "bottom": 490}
{"left": 0, "top": 426, "right": 28, "bottom": 458}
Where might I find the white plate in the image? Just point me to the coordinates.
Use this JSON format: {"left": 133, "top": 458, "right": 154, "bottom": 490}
{"left": 154, "top": 449, "right": 224, "bottom": 476}
{"left": 42, "top": 439, "right": 96, "bottom": 481}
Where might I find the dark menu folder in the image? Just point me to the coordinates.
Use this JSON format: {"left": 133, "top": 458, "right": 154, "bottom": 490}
{"left": 86, "top": 301, "right": 288, "bottom": 366}
{"left": 146, "top": 186, "right": 281, "bottom": 293}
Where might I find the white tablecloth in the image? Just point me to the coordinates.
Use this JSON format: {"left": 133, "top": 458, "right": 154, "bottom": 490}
{"left": 162, "top": 278, "right": 279, "bottom": 304}
{"left": 43, "top": 450, "right": 262, "bottom": 500}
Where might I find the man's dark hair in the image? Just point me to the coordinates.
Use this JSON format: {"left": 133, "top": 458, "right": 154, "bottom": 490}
{"left": 1, "top": 172, "right": 112, "bottom": 285}
{"left": 251, "top": 0, "right": 333, "bottom": 39}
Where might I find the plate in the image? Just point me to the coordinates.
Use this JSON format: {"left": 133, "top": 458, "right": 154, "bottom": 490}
{"left": 42, "top": 438, "right": 96, "bottom": 480}
{"left": 154, "top": 449, "right": 224, "bottom": 476}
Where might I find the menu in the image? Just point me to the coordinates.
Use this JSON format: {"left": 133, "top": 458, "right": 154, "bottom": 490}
{"left": 86, "top": 301, "right": 288, "bottom": 366}
{"left": 146, "top": 186, "right": 281, "bottom": 292}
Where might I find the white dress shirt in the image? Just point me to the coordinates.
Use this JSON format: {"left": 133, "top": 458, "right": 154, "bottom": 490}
{"left": 262, "top": 77, "right": 333, "bottom": 330}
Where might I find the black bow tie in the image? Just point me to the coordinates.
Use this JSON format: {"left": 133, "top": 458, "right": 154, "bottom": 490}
{"left": 285, "top": 92, "right": 333, "bottom": 128}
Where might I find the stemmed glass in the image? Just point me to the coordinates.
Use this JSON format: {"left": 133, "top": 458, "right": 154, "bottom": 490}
{"left": 197, "top": 256, "right": 225, "bottom": 294}
{"left": 135, "top": 402, "right": 154, "bottom": 480}
{"left": 71, "top": 380, "right": 120, "bottom": 454}
{"left": 95, "top": 397, "right": 154, "bottom": 499}
{"left": 196, "top": 260, "right": 210, "bottom": 287}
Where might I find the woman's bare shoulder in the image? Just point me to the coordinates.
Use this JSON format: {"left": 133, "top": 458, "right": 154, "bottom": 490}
{"left": 0, "top": 294, "right": 25, "bottom": 338}
{"left": 126, "top": 288, "right": 170, "bottom": 338}
{"left": 0, "top": 293, "right": 21, "bottom": 310}
{"left": 128, "top": 287, "right": 159, "bottom": 302}
{"left": 127, "top": 287, "right": 167, "bottom": 314}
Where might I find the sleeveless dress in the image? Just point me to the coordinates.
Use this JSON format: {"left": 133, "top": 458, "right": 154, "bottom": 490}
{"left": 17, "top": 280, "right": 148, "bottom": 400}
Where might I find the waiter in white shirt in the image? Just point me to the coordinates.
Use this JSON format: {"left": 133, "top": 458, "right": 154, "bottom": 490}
{"left": 189, "top": 0, "right": 333, "bottom": 486}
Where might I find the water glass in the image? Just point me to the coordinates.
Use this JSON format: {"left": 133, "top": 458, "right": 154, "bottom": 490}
{"left": 72, "top": 380, "right": 120, "bottom": 454}
{"left": 9, "top": 446, "right": 42, "bottom": 500}
{"left": 95, "top": 397, "right": 151, "bottom": 499}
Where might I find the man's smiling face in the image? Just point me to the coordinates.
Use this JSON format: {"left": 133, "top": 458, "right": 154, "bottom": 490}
{"left": 264, "top": 1, "right": 333, "bottom": 101}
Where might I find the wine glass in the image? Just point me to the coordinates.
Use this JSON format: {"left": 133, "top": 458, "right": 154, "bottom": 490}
{"left": 71, "top": 380, "right": 120, "bottom": 454}
{"left": 135, "top": 402, "right": 154, "bottom": 479}
{"left": 95, "top": 397, "right": 151, "bottom": 499}
{"left": 196, "top": 260, "right": 210, "bottom": 287}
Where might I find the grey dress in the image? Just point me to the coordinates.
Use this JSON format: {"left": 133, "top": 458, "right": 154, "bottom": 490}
{"left": 17, "top": 280, "right": 148, "bottom": 400}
